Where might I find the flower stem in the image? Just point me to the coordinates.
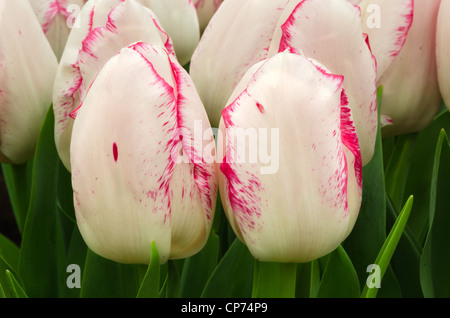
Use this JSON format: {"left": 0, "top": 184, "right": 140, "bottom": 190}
{"left": 252, "top": 260, "right": 297, "bottom": 298}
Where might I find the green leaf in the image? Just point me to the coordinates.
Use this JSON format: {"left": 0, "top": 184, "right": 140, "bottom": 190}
{"left": 5, "top": 270, "right": 28, "bottom": 298}
{"left": 420, "top": 129, "right": 450, "bottom": 297}
{"left": 80, "top": 249, "right": 141, "bottom": 298}
{"left": 180, "top": 232, "right": 219, "bottom": 297}
{"left": 403, "top": 111, "right": 450, "bottom": 245}
{"left": 361, "top": 195, "right": 414, "bottom": 298}
{"left": 0, "top": 233, "right": 20, "bottom": 272}
{"left": 18, "top": 106, "right": 67, "bottom": 297}
{"left": 201, "top": 238, "right": 254, "bottom": 298}
{"left": 63, "top": 226, "right": 88, "bottom": 298}
{"left": 0, "top": 255, "right": 23, "bottom": 298}
{"left": 137, "top": 242, "right": 160, "bottom": 298}
{"left": 1, "top": 160, "right": 33, "bottom": 234}
{"left": 166, "top": 260, "right": 181, "bottom": 298}
{"left": 344, "top": 87, "right": 386, "bottom": 289}
{"left": 386, "top": 196, "right": 423, "bottom": 297}
{"left": 316, "top": 245, "right": 360, "bottom": 298}
{"left": 385, "top": 133, "right": 418, "bottom": 210}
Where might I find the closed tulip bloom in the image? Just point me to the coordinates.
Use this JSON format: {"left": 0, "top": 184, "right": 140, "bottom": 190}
{"left": 191, "top": 0, "right": 377, "bottom": 166}
{"left": 71, "top": 42, "right": 217, "bottom": 264}
{"left": 0, "top": 0, "right": 58, "bottom": 164}
{"left": 53, "top": 0, "right": 175, "bottom": 171}
{"left": 378, "top": 0, "right": 442, "bottom": 137}
{"left": 136, "top": 0, "right": 200, "bottom": 66}
{"left": 28, "top": 0, "right": 87, "bottom": 60}
{"left": 217, "top": 51, "right": 362, "bottom": 263}
{"left": 193, "top": 0, "right": 223, "bottom": 32}
{"left": 437, "top": 0, "right": 450, "bottom": 110}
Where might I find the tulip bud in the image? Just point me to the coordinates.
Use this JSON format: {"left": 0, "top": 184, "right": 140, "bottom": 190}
{"left": 28, "top": 0, "right": 88, "bottom": 60}
{"left": 191, "top": 0, "right": 377, "bottom": 166}
{"left": 71, "top": 42, "right": 217, "bottom": 265}
{"left": 53, "top": 0, "right": 175, "bottom": 171}
{"left": 136, "top": 0, "right": 200, "bottom": 66}
{"left": 217, "top": 51, "right": 362, "bottom": 263}
{"left": 0, "top": 0, "right": 58, "bottom": 164}
{"left": 378, "top": 0, "right": 442, "bottom": 137}
{"left": 193, "top": 0, "right": 223, "bottom": 33}
{"left": 437, "top": 0, "right": 450, "bottom": 110}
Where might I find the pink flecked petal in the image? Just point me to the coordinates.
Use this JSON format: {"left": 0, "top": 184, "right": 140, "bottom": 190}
{"left": 269, "top": 0, "right": 377, "bottom": 166}
{"left": 218, "top": 52, "right": 360, "bottom": 263}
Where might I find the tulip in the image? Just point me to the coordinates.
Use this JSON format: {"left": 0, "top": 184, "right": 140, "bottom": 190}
{"left": 378, "top": 0, "right": 442, "bottom": 137}
{"left": 70, "top": 42, "right": 217, "bottom": 264}
{"left": 190, "top": 0, "right": 290, "bottom": 128}
{"left": 28, "top": 0, "right": 88, "bottom": 60}
{"left": 348, "top": 0, "right": 413, "bottom": 83}
{"left": 216, "top": 51, "right": 362, "bottom": 263}
{"left": 136, "top": 0, "right": 200, "bottom": 66}
{"left": 53, "top": 0, "right": 175, "bottom": 171}
{"left": 0, "top": 0, "right": 58, "bottom": 164}
{"left": 193, "top": 0, "right": 223, "bottom": 33}
{"left": 437, "top": 0, "right": 450, "bottom": 110}
{"left": 192, "top": 0, "right": 377, "bottom": 166}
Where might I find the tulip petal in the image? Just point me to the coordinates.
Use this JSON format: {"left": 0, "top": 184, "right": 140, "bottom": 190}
{"left": 269, "top": 0, "right": 377, "bottom": 166}
{"left": 53, "top": 0, "right": 174, "bottom": 171}
{"left": 0, "top": 0, "right": 58, "bottom": 163}
{"left": 190, "top": 0, "right": 290, "bottom": 127}
{"left": 71, "top": 43, "right": 215, "bottom": 264}
{"left": 437, "top": 0, "right": 450, "bottom": 111}
{"left": 378, "top": 0, "right": 442, "bottom": 137}
{"left": 218, "top": 52, "right": 362, "bottom": 263}
{"left": 137, "top": 0, "right": 199, "bottom": 66}
{"left": 350, "top": 0, "right": 413, "bottom": 82}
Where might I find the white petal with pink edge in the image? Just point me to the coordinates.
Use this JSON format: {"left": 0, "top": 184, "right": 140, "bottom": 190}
{"left": 217, "top": 52, "right": 362, "bottom": 263}
{"left": 268, "top": 0, "right": 377, "bottom": 166}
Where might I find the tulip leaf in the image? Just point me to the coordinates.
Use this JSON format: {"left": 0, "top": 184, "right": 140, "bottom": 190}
{"left": 344, "top": 87, "right": 386, "bottom": 289}
{"left": 0, "top": 281, "right": 5, "bottom": 298}
{"left": 361, "top": 195, "right": 414, "bottom": 298}
{"left": 0, "top": 233, "right": 19, "bottom": 273}
{"left": 5, "top": 270, "right": 28, "bottom": 298}
{"left": 1, "top": 160, "right": 33, "bottom": 234}
{"left": 180, "top": 231, "right": 220, "bottom": 297}
{"left": 80, "top": 249, "right": 141, "bottom": 298}
{"left": 386, "top": 196, "right": 423, "bottom": 297}
{"left": 136, "top": 242, "right": 160, "bottom": 298}
{"left": 385, "top": 133, "right": 418, "bottom": 210}
{"left": 316, "top": 245, "right": 360, "bottom": 298}
{"left": 201, "top": 238, "right": 254, "bottom": 298}
{"left": 18, "top": 106, "right": 67, "bottom": 297}
{"left": 165, "top": 260, "right": 181, "bottom": 298}
{"left": 420, "top": 129, "right": 450, "bottom": 297}
{"left": 0, "top": 254, "right": 23, "bottom": 298}
{"left": 63, "top": 226, "right": 88, "bottom": 298}
{"left": 403, "top": 111, "right": 450, "bottom": 245}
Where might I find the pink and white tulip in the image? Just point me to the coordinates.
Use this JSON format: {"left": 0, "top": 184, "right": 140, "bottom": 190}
{"left": 136, "top": 0, "right": 200, "bottom": 66}
{"left": 0, "top": 0, "right": 58, "bottom": 164}
{"left": 53, "top": 0, "right": 174, "bottom": 171}
{"left": 217, "top": 51, "right": 362, "bottom": 263}
{"left": 28, "top": 0, "right": 88, "bottom": 60}
{"left": 71, "top": 42, "right": 217, "bottom": 264}
{"left": 437, "top": 0, "right": 450, "bottom": 111}
{"left": 378, "top": 0, "right": 442, "bottom": 137}
{"left": 191, "top": 0, "right": 377, "bottom": 166}
{"left": 193, "top": 0, "right": 223, "bottom": 32}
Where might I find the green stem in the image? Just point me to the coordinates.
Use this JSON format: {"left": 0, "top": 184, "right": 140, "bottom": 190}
{"left": 252, "top": 260, "right": 297, "bottom": 298}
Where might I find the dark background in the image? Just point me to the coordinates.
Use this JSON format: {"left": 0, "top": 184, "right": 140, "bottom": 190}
{"left": 0, "top": 169, "right": 21, "bottom": 246}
